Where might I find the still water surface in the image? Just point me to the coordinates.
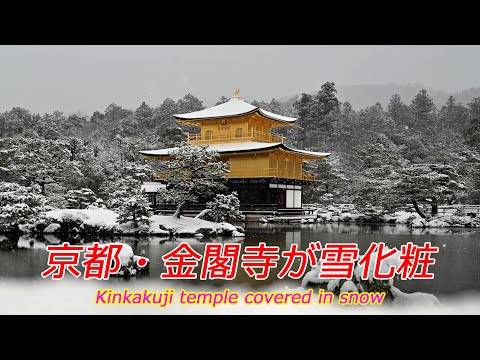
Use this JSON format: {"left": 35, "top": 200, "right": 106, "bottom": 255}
{"left": 1, "top": 222, "right": 479, "bottom": 297}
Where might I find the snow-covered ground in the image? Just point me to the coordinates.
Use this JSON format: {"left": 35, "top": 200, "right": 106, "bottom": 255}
{"left": 23, "top": 208, "right": 244, "bottom": 237}
{"left": 315, "top": 209, "right": 422, "bottom": 224}
{"left": 45, "top": 208, "right": 118, "bottom": 228}
{"left": 310, "top": 207, "right": 480, "bottom": 228}
{"left": 149, "top": 215, "right": 245, "bottom": 237}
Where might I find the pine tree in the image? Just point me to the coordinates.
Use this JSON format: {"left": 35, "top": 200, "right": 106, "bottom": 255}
{"left": 0, "top": 182, "right": 47, "bottom": 230}
{"left": 410, "top": 89, "right": 436, "bottom": 132}
{"left": 387, "top": 94, "right": 411, "bottom": 130}
{"left": 293, "top": 82, "right": 340, "bottom": 148}
{"left": 102, "top": 177, "right": 143, "bottom": 210}
{"left": 117, "top": 194, "right": 151, "bottom": 228}
{"left": 159, "top": 142, "right": 229, "bottom": 218}
{"left": 152, "top": 98, "right": 178, "bottom": 128}
{"left": 204, "top": 192, "right": 244, "bottom": 222}
{"left": 0, "top": 137, "right": 84, "bottom": 195}
{"left": 438, "top": 96, "right": 469, "bottom": 132}
{"left": 176, "top": 94, "right": 204, "bottom": 114}
{"left": 135, "top": 101, "right": 154, "bottom": 129}
{"left": 464, "top": 97, "right": 480, "bottom": 150}
{"left": 215, "top": 96, "right": 229, "bottom": 105}
{"left": 62, "top": 113, "right": 87, "bottom": 137}
{"left": 392, "top": 164, "right": 464, "bottom": 218}
{"left": 65, "top": 188, "right": 99, "bottom": 209}
{"left": 0, "top": 107, "right": 32, "bottom": 137}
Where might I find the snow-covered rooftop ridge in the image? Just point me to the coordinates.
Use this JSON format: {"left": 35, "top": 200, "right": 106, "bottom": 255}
{"left": 140, "top": 142, "right": 330, "bottom": 158}
{"left": 173, "top": 97, "right": 297, "bottom": 123}
{"left": 258, "top": 109, "right": 297, "bottom": 123}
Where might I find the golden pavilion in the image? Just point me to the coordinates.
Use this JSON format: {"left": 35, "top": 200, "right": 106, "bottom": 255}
{"left": 140, "top": 91, "right": 330, "bottom": 211}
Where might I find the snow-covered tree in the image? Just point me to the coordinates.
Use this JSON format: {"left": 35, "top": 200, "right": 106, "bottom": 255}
{"left": 103, "top": 177, "right": 143, "bottom": 210}
{"left": 120, "top": 162, "right": 153, "bottom": 181}
{"left": 104, "top": 103, "right": 133, "bottom": 125}
{"left": 215, "top": 96, "right": 229, "bottom": 105}
{"left": 469, "top": 164, "right": 480, "bottom": 204}
{"left": 293, "top": 82, "right": 340, "bottom": 148}
{"left": 117, "top": 194, "right": 151, "bottom": 228}
{"left": 159, "top": 142, "right": 229, "bottom": 218}
{"left": 155, "top": 126, "right": 185, "bottom": 148}
{"left": 387, "top": 94, "right": 412, "bottom": 130}
{"left": 464, "top": 97, "right": 480, "bottom": 150}
{"left": 98, "top": 161, "right": 153, "bottom": 206}
{"left": 0, "top": 182, "right": 47, "bottom": 230}
{"left": 202, "top": 192, "right": 244, "bottom": 222}
{"left": 44, "top": 182, "right": 68, "bottom": 208}
{"left": 352, "top": 133, "right": 404, "bottom": 171}
{"left": 35, "top": 111, "right": 65, "bottom": 139}
{"left": 176, "top": 93, "right": 204, "bottom": 114}
{"left": 331, "top": 102, "right": 357, "bottom": 153}
{"left": 0, "top": 137, "right": 84, "bottom": 194}
{"left": 410, "top": 89, "right": 436, "bottom": 132}
{"left": 152, "top": 98, "right": 178, "bottom": 129}
{"left": 65, "top": 188, "right": 99, "bottom": 209}
{"left": 135, "top": 101, "right": 154, "bottom": 129}
{"left": 348, "top": 163, "right": 465, "bottom": 218}
{"left": 438, "top": 96, "right": 469, "bottom": 132}
{"left": 348, "top": 167, "right": 398, "bottom": 211}
{"left": 303, "top": 156, "right": 349, "bottom": 204}
{"left": 61, "top": 114, "right": 87, "bottom": 138}
{"left": 0, "top": 107, "right": 32, "bottom": 137}
{"left": 390, "top": 164, "right": 464, "bottom": 218}
{"left": 457, "top": 162, "right": 480, "bottom": 205}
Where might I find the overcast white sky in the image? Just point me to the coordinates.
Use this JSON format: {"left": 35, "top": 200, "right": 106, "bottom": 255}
{"left": 1, "top": 45, "right": 479, "bottom": 115}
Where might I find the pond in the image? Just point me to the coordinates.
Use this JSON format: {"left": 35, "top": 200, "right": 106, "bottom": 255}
{"left": 1, "top": 222, "right": 480, "bottom": 298}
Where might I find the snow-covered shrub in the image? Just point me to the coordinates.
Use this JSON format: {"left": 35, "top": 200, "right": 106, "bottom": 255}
{"left": 318, "top": 192, "right": 335, "bottom": 205}
{"left": 55, "top": 211, "right": 88, "bottom": 236}
{"left": 96, "top": 243, "right": 150, "bottom": 277}
{"left": 65, "top": 188, "right": 99, "bottom": 209}
{"left": 0, "top": 182, "right": 47, "bottom": 231}
{"left": 116, "top": 243, "right": 136, "bottom": 276}
{"left": 301, "top": 244, "right": 441, "bottom": 307}
{"left": 104, "top": 177, "right": 142, "bottom": 211}
{"left": 117, "top": 194, "right": 151, "bottom": 228}
{"left": 204, "top": 192, "right": 244, "bottom": 222}
{"left": 88, "top": 198, "right": 106, "bottom": 209}
{"left": 302, "top": 245, "right": 401, "bottom": 303}
{"left": 44, "top": 183, "right": 68, "bottom": 208}
{"left": 116, "top": 244, "right": 150, "bottom": 277}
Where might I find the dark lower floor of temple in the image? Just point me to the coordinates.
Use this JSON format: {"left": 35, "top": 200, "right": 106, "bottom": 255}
{"left": 144, "top": 178, "right": 314, "bottom": 215}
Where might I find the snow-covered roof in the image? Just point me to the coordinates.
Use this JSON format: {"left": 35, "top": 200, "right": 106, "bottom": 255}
{"left": 258, "top": 109, "right": 296, "bottom": 123}
{"left": 141, "top": 182, "right": 166, "bottom": 193}
{"left": 174, "top": 97, "right": 297, "bottom": 124}
{"left": 140, "top": 142, "right": 330, "bottom": 159}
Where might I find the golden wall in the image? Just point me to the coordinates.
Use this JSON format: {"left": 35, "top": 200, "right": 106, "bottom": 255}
{"left": 187, "top": 113, "right": 286, "bottom": 144}
{"left": 220, "top": 150, "right": 316, "bottom": 181}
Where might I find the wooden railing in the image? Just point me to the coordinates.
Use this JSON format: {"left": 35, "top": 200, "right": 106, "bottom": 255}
{"left": 187, "top": 130, "right": 284, "bottom": 144}
{"left": 155, "top": 168, "right": 317, "bottom": 181}
{"left": 229, "top": 167, "right": 317, "bottom": 181}
{"left": 436, "top": 205, "right": 480, "bottom": 216}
